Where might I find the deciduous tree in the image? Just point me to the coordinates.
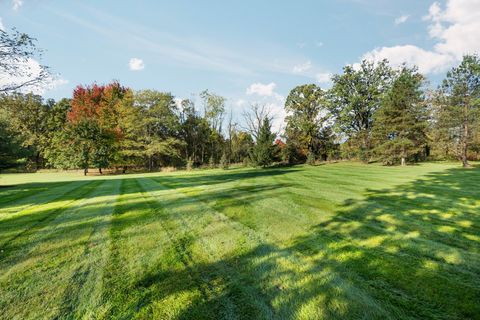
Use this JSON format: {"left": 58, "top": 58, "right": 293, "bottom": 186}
{"left": 330, "top": 59, "right": 393, "bottom": 161}
{"left": 285, "top": 84, "right": 331, "bottom": 161}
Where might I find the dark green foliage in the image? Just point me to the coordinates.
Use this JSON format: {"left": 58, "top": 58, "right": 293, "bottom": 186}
{"left": 230, "top": 130, "right": 254, "bottom": 163}
{"left": 0, "top": 112, "right": 27, "bottom": 171}
{"left": 2, "top": 57, "right": 480, "bottom": 173}
{"left": 372, "top": 66, "right": 428, "bottom": 165}
{"left": 250, "top": 117, "right": 275, "bottom": 167}
{"left": 0, "top": 93, "right": 51, "bottom": 169}
{"left": 306, "top": 151, "right": 316, "bottom": 165}
{"left": 136, "top": 90, "right": 184, "bottom": 169}
{"left": 220, "top": 152, "right": 229, "bottom": 170}
{"left": 433, "top": 54, "right": 480, "bottom": 167}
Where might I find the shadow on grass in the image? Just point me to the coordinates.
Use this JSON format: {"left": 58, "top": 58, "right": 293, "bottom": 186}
{"left": 0, "top": 167, "right": 298, "bottom": 208}
{"left": 1, "top": 165, "right": 479, "bottom": 319}
{"left": 98, "top": 165, "right": 480, "bottom": 319}
{"left": 288, "top": 165, "right": 480, "bottom": 319}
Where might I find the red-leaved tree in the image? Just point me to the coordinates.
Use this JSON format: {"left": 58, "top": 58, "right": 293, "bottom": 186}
{"left": 66, "top": 81, "right": 131, "bottom": 175}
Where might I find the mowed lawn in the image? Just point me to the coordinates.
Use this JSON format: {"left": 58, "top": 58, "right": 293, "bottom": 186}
{"left": 0, "top": 162, "right": 479, "bottom": 320}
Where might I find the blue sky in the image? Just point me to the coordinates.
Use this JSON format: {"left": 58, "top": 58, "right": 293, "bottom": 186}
{"left": 1, "top": 0, "right": 479, "bottom": 129}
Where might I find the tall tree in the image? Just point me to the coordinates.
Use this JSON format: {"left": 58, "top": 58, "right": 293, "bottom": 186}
{"left": 372, "top": 66, "right": 428, "bottom": 166}
{"left": 135, "top": 90, "right": 183, "bottom": 169}
{"left": 330, "top": 59, "right": 394, "bottom": 160}
{"left": 0, "top": 29, "right": 50, "bottom": 93}
{"left": 200, "top": 90, "right": 226, "bottom": 164}
{"left": 110, "top": 89, "right": 146, "bottom": 172}
{"left": 0, "top": 93, "right": 49, "bottom": 169}
{"left": 435, "top": 55, "right": 480, "bottom": 167}
{"left": 284, "top": 84, "right": 330, "bottom": 160}
{"left": 0, "top": 109, "right": 28, "bottom": 172}
{"left": 200, "top": 90, "right": 225, "bottom": 133}
{"left": 66, "top": 82, "right": 130, "bottom": 174}
{"left": 230, "top": 129, "right": 254, "bottom": 163}
{"left": 250, "top": 117, "right": 275, "bottom": 167}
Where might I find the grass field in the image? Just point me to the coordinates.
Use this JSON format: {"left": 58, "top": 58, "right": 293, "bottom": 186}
{"left": 0, "top": 162, "right": 479, "bottom": 319}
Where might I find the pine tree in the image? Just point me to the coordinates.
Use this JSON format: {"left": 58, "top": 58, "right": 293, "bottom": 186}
{"left": 250, "top": 117, "right": 275, "bottom": 167}
{"left": 373, "top": 66, "right": 428, "bottom": 166}
{"left": 436, "top": 55, "right": 480, "bottom": 167}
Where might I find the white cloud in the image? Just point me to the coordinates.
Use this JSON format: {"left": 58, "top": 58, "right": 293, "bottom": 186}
{"left": 265, "top": 101, "right": 286, "bottom": 134}
{"left": 315, "top": 72, "right": 332, "bottom": 84}
{"left": 235, "top": 99, "right": 246, "bottom": 107}
{"left": 242, "top": 83, "right": 286, "bottom": 133}
{"left": 128, "top": 58, "right": 145, "bottom": 71}
{"left": 174, "top": 98, "right": 184, "bottom": 109}
{"left": 316, "top": 41, "right": 324, "bottom": 47}
{"left": 361, "top": 0, "right": 480, "bottom": 74}
{"left": 0, "top": 58, "right": 42, "bottom": 92}
{"left": 0, "top": 18, "right": 4, "bottom": 31}
{"left": 427, "top": 0, "right": 480, "bottom": 60}
{"left": 0, "top": 58, "right": 69, "bottom": 95}
{"left": 12, "top": 0, "right": 23, "bottom": 11}
{"left": 44, "top": 78, "right": 69, "bottom": 92}
{"left": 246, "top": 82, "right": 277, "bottom": 97}
{"left": 292, "top": 61, "right": 312, "bottom": 73}
{"left": 362, "top": 45, "right": 454, "bottom": 74}
{"left": 394, "top": 14, "right": 410, "bottom": 25}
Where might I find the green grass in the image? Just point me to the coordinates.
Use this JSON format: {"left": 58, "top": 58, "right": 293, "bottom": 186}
{"left": 0, "top": 162, "right": 479, "bottom": 319}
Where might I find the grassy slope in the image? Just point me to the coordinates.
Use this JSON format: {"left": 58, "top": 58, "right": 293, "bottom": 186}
{"left": 0, "top": 162, "right": 479, "bottom": 320}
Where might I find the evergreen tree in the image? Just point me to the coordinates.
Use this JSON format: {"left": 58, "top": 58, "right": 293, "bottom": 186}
{"left": 250, "top": 117, "right": 275, "bottom": 167}
{"left": 372, "top": 66, "right": 428, "bottom": 166}
{"left": 435, "top": 55, "right": 480, "bottom": 167}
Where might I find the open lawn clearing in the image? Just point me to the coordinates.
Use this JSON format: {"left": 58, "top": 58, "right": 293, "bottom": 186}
{"left": 0, "top": 162, "right": 479, "bottom": 319}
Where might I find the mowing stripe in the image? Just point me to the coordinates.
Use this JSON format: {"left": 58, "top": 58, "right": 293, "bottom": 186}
{"left": 0, "top": 180, "right": 72, "bottom": 208}
{"left": 54, "top": 179, "right": 121, "bottom": 319}
{"left": 0, "top": 180, "right": 92, "bottom": 219}
{"left": 0, "top": 180, "right": 102, "bottom": 255}
{"left": 0, "top": 179, "right": 117, "bottom": 319}
{"left": 151, "top": 172, "right": 479, "bottom": 319}
{"left": 137, "top": 177, "right": 277, "bottom": 319}
{"left": 146, "top": 176, "right": 393, "bottom": 319}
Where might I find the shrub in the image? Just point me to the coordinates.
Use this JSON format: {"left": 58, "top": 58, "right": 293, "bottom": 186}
{"left": 220, "top": 153, "right": 229, "bottom": 170}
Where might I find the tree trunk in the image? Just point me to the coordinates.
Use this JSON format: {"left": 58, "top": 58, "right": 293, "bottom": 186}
{"left": 462, "top": 112, "right": 470, "bottom": 168}
{"left": 84, "top": 167, "right": 88, "bottom": 176}
{"left": 35, "top": 151, "right": 41, "bottom": 171}
{"left": 461, "top": 142, "right": 470, "bottom": 167}
{"left": 401, "top": 157, "right": 406, "bottom": 166}
{"left": 99, "top": 168, "right": 102, "bottom": 174}
{"left": 122, "top": 166, "right": 127, "bottom": 174}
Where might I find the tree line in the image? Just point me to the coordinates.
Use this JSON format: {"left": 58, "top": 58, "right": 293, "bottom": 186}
{"left": 1, "top": 30, "right": 479, "bottom": 173}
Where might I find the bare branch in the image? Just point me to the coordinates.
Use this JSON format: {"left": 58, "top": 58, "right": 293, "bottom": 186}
{"left": 0, "top": 29, "right": 51, "bottom": 94}
{"left": 241, "top": 103, "right": 273, "bottom": 139}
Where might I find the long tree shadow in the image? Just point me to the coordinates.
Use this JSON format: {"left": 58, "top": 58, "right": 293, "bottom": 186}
{"left": 0, "top": 167, "right": 297, "bottom": 210}
{"left": 0, "top": 167, "right": 295, "bottom": 257}
{"left": 289, "top": 165, "right": 480, "bottom": 319}
{"left": 2, "top": 165, "right": 479, "bottom": 319}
